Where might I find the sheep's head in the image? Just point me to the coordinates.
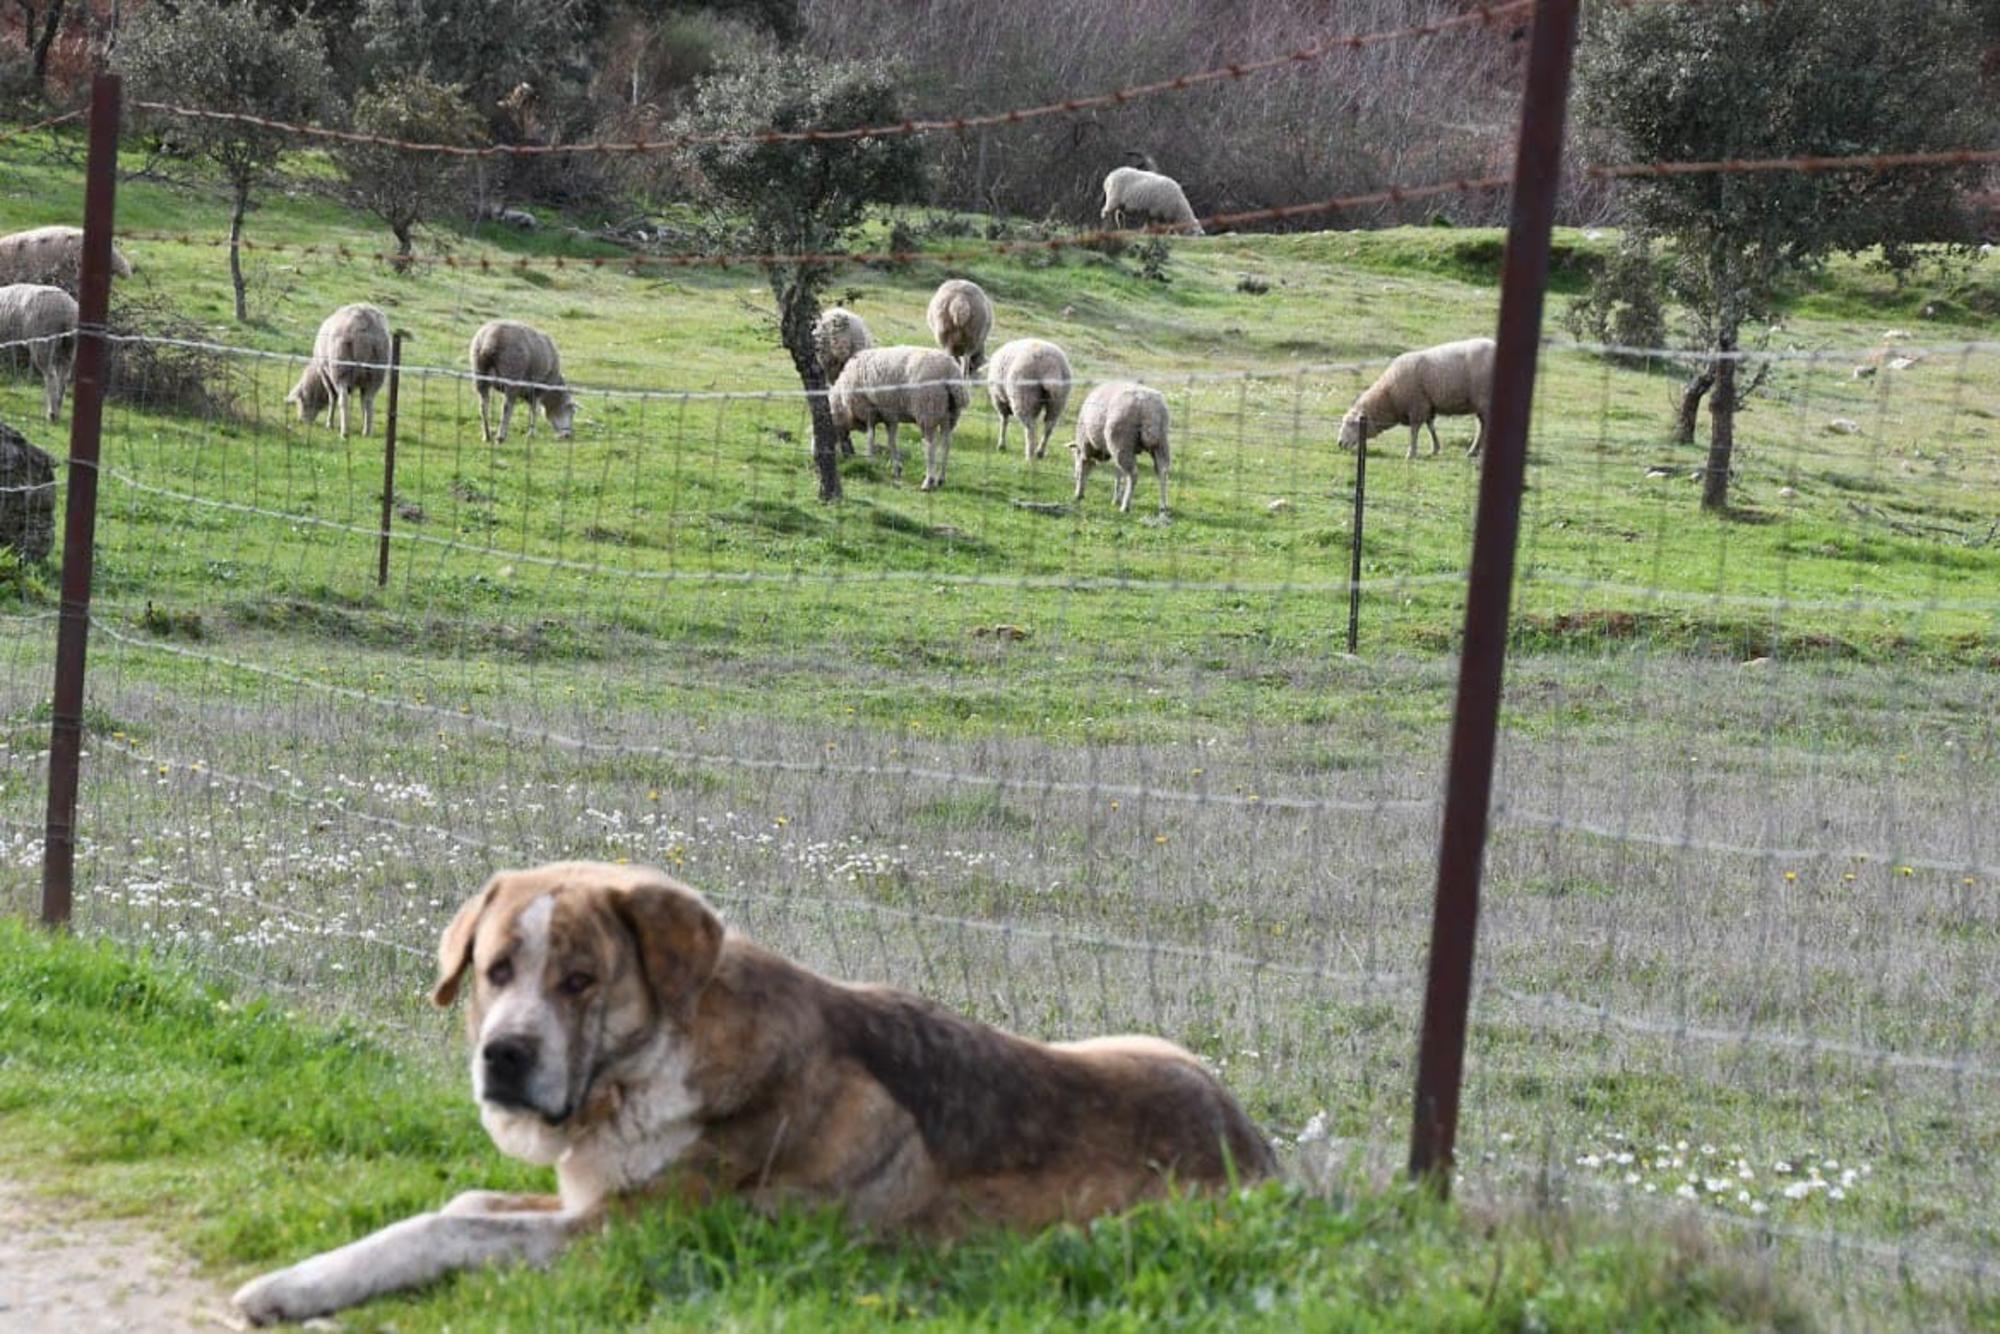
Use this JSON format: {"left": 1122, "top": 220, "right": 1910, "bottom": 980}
{"left": 544, "top": 390, "right": 577, "bottom": 439}
{"left": 286, "top": 365, "right": 330, "bottom": 423}
{"left": 1336, "top": 408, "right": 1375, "bottom": 451}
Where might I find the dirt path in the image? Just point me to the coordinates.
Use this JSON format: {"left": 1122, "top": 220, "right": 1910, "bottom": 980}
{"left": 0, "top": 1180, "right": 235, "bottom": 1331}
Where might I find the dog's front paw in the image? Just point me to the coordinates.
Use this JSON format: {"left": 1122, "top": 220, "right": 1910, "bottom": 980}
{"left": 232, "top": 1266, "right": 335, "bottom": 1327}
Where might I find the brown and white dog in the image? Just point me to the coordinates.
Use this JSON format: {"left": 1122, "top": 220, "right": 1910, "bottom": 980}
{"left": 233, "top": 861, "right": 1276, "bottom": 1324}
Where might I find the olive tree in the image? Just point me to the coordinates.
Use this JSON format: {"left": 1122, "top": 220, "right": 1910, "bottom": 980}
{"left": 116, "top": 0, "right": 334, "bottom": 321}
{"left": 680, "top": 53, "right": 925, "bottom": 502}
{"left": 1578, "top": 0, "right": 1992, "bottom": 511}
{"left": 335, "top": 75, "right": 485, "bottom": 268}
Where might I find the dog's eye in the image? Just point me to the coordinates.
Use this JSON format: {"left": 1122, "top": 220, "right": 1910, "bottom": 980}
{"left": 487, "top": 958, "right": 514, "bottom": 988}
{"left": 559, "top": 972, "right": 595, "bottom": 997}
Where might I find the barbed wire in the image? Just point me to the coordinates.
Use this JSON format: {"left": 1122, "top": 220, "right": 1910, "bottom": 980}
{"left": 102, "top": 141, "right": 2000, "bottom": 277}
{"left": 0, "top": 108, "right": 82, "bottom": 148}
{"left": 119, "top": 3, "right": 1534, "bottom": 159}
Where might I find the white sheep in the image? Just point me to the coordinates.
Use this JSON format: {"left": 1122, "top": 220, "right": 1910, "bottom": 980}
{"left": 925, "top": 279, "right": 993, "bottom": 379}
{"left": 1337, "top": 337, "right": 1495, "bottom": 459}
{"left": 1071, "top": 380, "right": 1170, "bottom": 515}
{"left": 812, "top": 306, "right": 876, "bottom": 452}
{"left": 470, "top": 319, "right": 576, "bottom": 442}
{"left": 0, "top": 225, "right": 134, "bottom": 292}
{"left": 0, "top": 284, "right": 78, "bottom": 422}
{"left": 828, "top": 346, "right": 969, "bottom": 491}
{"left": 986, "top": 337, "right": 1072, "bottom": 460}
{"left": 285, "top": 303, "right": 392, "bottom": 439}
{"left": 1100, "top": 166, "right": 1203, "bottom": 236}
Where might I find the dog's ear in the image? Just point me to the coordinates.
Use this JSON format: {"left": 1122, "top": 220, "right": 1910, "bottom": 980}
{"left": 615, "top": 874, "right": 723, "bottom": 1018}
{"left": 433, "top": 874, "right": 503, "bottom": 1007}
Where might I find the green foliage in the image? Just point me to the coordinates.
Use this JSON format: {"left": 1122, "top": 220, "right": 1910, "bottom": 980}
{"left": 360, "top": 0, "right": 584, "bottom": 121}
{"left": 1575, "top": 0, "right": 1994, "bottom": 507}
{"left": 115, "top": 0, "right": 335, "bottom": 194}
{"left": 1561, "top": 233, "right": 1666, "bottom": 365}
{"left": 681, "top": 53, "right": 926, "bottom": 261}
{"left": 1578, "top": 0, "right": 1991, "bottom": 327}
{"left": 335, "top": 75, "right": 485, "bottom": 259}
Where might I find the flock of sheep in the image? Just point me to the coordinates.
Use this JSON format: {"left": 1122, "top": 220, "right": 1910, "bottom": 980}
{"left": 1, "top": 199, "right": 1504, "bottom": 519}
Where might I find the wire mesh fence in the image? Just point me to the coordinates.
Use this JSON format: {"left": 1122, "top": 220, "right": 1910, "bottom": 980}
{"left": 4, "top": 315, "right": 1998, "bottom": 1312}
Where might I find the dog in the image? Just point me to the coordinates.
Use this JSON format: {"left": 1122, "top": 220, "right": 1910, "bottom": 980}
{"left": 232, "top": 861, "right": 1276, "bottom": 1324}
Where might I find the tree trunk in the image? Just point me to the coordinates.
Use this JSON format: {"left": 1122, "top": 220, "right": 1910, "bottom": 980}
{"left": 228, "top": 180, "right": 250, "bottom": 322}
{"left": 1700, "top": 328, "right": 1737, "bottom": 512}
{"left": 774, "top": 271, "right": 841, "bottom": 503}
{"left": 391, "top": 220, "right": 414, "bottom": 274}
{"left": 30, "top": 0, "right": 65, "bottom": 83}
{"left": 1673, "top": 368, "right": 1713, "bottom": 446}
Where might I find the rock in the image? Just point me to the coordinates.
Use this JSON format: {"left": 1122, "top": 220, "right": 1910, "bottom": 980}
{"left": 1777, "top": 486, "right": 1797, "bottom": 500}
{"left": 1742, "top": 656, "right": 1772, "bottom": 669}
{"left": 0, "top": 420, "right": 56, "bottom": 563}
{"left": 1236, "top": 273, "right": 1271, "bottom": 295}
{"left": 1827, "top": 418, "right": 1861, "bottom": 435}
{"left": 1266, "top": 497, "right": 1291, "bottom": 513}
{"left": 1644, "top": 465, "right": 1677, "bottom": 478}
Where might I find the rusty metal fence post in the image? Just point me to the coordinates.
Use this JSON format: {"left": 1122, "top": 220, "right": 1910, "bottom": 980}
{"left": 41, "top": 72, "right": 122, "bottom": 928}
{"left": 1407, "top": 0, "right": 1580, "bottom": 1186}
{"left": 1346, "top": 436, "right": 1368, "bottom": 654}
{"left": 377, "top": 329, "right": 406, "bottom": 587}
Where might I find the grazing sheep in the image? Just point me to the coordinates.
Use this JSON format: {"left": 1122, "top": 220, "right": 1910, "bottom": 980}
{"left": 285, "top": 303, "right": 392, "bottom": 439}
{"left": 925, "top": 279, "right": 993, "bottom": 379}
{"left": 1099, "top": 167, "right": 1203, "bottom": 236}
{"left": 828, "top": 346, "right": 968, "bottom": 491}
{"left": 986, "top": 337, "right": 1072, "bottom": 460}
{"left": 0, "top": 284, "right": 78, "bottom": 422}
{"left": 0, "top": 225, "right": 134, "bottom": 293}
{"left": 1337, "top": 337, "right": 1495, "bottom": 460}
{"left": 812, "top": 307, "right": 876, "bottom": 453}
{"left": 1071, "top": 381, "right": 1170, "bottom": 515}
{"left": 470, "top": 319, "right": 576, "bottom": 442}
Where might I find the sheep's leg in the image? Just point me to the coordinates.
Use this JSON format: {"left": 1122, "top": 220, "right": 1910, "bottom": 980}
{"left": 477, "top": 386, "right": 494, "bottom": 443}
{"left": 43, "top": 359, "right": 62, "bottom": 423}
{"left": 1405, "top": 420, "right": 1421, "bottom": 461}
{"left": 1467, "top": 414, "right": 1486, "bottom": 458}
{"left": 362, "top": 390, "right": 375, "bottom": 438}
{"left": 1033, "top": 413, "right": 1049, "bottom": 461}
{"left": 885, "top": 421, "right": 903, "bottom": 480}
{"left": 996, "top": 411, "right": 1010, "bottom": 454}
{"left": 1425, "top": 417, "right": 1442, "bottom": 457}
{"left": 497, "top": 394, "right": 517, "bottom": 443}
{"left": 336, "top": 386, "right": 351, "bottom": 440}
{"left": 919, "top": 425, "right": 939, "bottom": 492}
{"left": 1072, "top": 448, "right": 1092, "bottom": 503}
{"left": 1114, "top": 449, "right": 1136, "bottom": 513}
{"left": 935, "top": 424, "right": 952, "bottom": 488}
{"left": 1153, "top": 450, "right": 1170, "bottom": 516}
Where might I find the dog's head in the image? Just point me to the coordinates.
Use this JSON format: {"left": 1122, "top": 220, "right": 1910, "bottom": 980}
{"left": 432, "top": 862, "right": 722, "bottom": 1159}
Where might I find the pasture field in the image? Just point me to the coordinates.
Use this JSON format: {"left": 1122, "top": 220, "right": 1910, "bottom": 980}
{"left": 2, "top": 125, "right": 1999, "bottom": 1326}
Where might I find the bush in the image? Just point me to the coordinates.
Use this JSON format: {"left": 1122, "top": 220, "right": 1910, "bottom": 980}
{"left": 104, "top": 295, "right": 244, "bottom": 419}
{"left": 1561, "top": 235, "right": 1666, "bottom": 365}
{"left": 336, "top": 75, "right": 485, "bottom": 263}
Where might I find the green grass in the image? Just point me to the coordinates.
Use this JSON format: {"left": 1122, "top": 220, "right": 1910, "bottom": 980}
{"left": 0, "top": 918, "right": 1824, "bottom": 1331}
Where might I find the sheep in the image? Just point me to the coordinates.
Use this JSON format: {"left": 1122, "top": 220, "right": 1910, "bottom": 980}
{"left": 828, "top": 346, "right": 969, "bottom": 491}
{"left": 986, "top": 337, "right": 1072, "bottom": 461}
{"left": 0, "top": 284, "right": 78, "bottom": 423}
{"left": 812, "top": 306, "right": 876, "bottom": 453}
{"left": 0, "top": 225, "right": 134, "bottom": 293}
{"left": 1099, "top": 166, "right": 1203, "bottom": 236}
{"left": 1071, "top": 380, "right": 1170, "bottom": 515}
{"left": 285, "top": 303, "right": 392, "bottom": 439}
{"left": 1337, "top": 337, "right": 1495, "bottom": 460}
{"left": 469, "top": 319, "right": 576, "bottom": 443}
{"left": 925, "top": 279, "right": 993, "bottom": 379}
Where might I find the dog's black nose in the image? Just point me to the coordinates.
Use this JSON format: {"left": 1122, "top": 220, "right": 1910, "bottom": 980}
{"left": 482, "top": 1035, "right": 537, "bottom": 1091}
